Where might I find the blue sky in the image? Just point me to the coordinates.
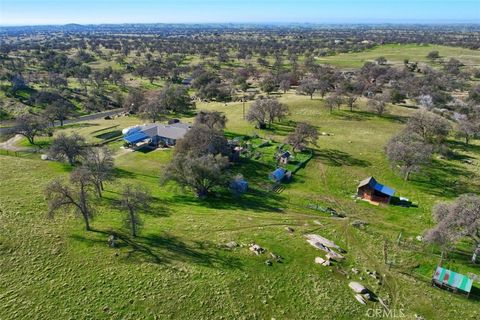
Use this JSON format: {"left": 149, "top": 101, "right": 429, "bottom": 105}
{"left": 1, "top": 0, "right": 478, "bottom": 25}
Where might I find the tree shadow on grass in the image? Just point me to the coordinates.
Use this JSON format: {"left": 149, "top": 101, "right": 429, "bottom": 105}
{"left": 167, "top": 188, "right": 285, "bottom": 213}
{"left": 315, "top": 148, "right": 371, "bottom": 167}
{"left": 262, "top": 121, "right": 296, "bottom": 137}
{"left": 332, "top": 110, "right": 408, "bottom": 124}
{"left": 72, "top": 229, "right": 243, "bottom": 269}
{"left": 446, "top": 140, "right": 480, "bottom": 154}
{"left": 411, "top": 159, "right": 479, "bottom": 198}
{"left": 114, "top": 167, "right": 158, "bottom": 181}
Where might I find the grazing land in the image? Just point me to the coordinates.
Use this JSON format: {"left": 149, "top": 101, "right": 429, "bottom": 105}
{"left": 1, "top": 94, "right": 479, "bottom": 319}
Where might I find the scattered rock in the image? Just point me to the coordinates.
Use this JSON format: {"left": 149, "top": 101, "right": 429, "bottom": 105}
{"left": 363, "top": 293, "right": 374, "bottom": 301}
{"left": 415, "top": 235, "right": 423, "bottom": 242}
{"left": 225, "top": 241, "right": 238, "bottom": 249}
{"left": 414, "top": 314, "right": 425, "bottom": 320}
{"left": 313, "top": 220, "right": 323, "bottom": 226}
{"left": 354, "top": 294, "right": 366, "bottom": 305}
{"left": 265, "top": 260, "right": 273, "bottom": 266}
{"left": 107, "top": 235, "right": 117, "bottom": 248}
{"left": 349, "top": 282, "right": 367, "bottom": 294}
{"left": 351, "top": 268, "right": 360, "bottom": 274}
{"left": 315, "top": 257, "right": 326, "bottom": 265}
{"left": 326, "top": 252, "right": 344, "bottom": 261}
{"left": 351, "top": 220, "right": 368, "bottom": 228}
{"left": 40, "top": 154, "right": 49, "bottom": 160}
{"left": 269, "top": 252, "right": 283, "bottom": 262}
{"left": 285, "top": 226, "right": 294, "bottom": 233}
{"left": 249, "top": 244, "right": 265, "bottom": 255}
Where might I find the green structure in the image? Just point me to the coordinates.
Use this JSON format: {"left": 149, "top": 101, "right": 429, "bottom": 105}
{"left": 432, "top": 266, "right": 474, "bottom": 298}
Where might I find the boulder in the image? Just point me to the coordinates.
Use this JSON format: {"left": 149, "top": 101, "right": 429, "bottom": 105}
{"left": 249, "top": 244, "right": 265, "bottom": 255}
{"left": 225, "top": 241, "right": 238, "bottom": 249}
{"left": 315, "top": 257, "right": 326, "bottom": 264}
{"left": 41, "top": 154, "right": 49, "bottom": 160}
{"left": 285, "top": 226, "right": 295, "bottom": 233}
{"left": 349, "top": 282, "right": 367, "bottom": 294}
{"left": 354, "top": 294, "right": 366, "bottom": 305}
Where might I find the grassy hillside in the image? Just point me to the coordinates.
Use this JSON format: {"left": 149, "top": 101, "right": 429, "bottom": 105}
{"left": 1, "top": 94, "right": 479, "bottom": 319}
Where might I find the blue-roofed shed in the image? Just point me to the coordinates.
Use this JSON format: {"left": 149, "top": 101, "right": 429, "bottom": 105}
{"left": 123, "top": 131, "right": 150, "bottom": 144}
{"left": 270, "top": 168, "right": 286, "bottom": 182}
{"left": 357, "top": 176, "right": 395, "bottom": 204}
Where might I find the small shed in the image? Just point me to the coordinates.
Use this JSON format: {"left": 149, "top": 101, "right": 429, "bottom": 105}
{"left": 230, "top": 175, "right": 248, "bottom": 194}
{"left": 270, "top": 168, "right": 286, "bottom": 182}
{"left": 279, "top": 151, "right": 291, "bottom": 165}
{"left": 432, "top": 266, "right": 473, "bottom": 298}
{"left": 357, "top": 176, "right": 395, "bottom": 204}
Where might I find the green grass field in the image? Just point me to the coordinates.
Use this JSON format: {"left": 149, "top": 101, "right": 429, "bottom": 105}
{"left": 315, "top": 44, "right": 480, "bottom": 68}
{"left": 1, "top": 93, "right": 479, "bottom": 319}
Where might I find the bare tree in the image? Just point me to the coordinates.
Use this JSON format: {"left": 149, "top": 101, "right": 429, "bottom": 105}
{"left": 367, "top": 94, "right": 389, "bottom": 115}
{"left": 406, "top": 109, "right": 452, "bottom": 144}
{"left": 13, "top": 114, "right": 46, "bottom": 145}
{"left": 279, "top": 79, "right": 291, "bottom": 93}
{"left": 424, "top": 194, "right": 480, "bottom": 263}
{"left": 297, "top": 77, "right": 318, "bottom": 99}
{"left": 162, "top": 153, "right": 230, "bottom": 198}
{"left": 116, "top": 184, "right": 151, "bottom": 237}
{"left": 123, "top": 88, "right": 145, "bottom": 113}
{"left": 456, "top": 118, "right": 480, "bottom": 145}
{"left": 45, "top": 167, "right": 95, "bottom": 231}
{"left": 285, "top": 122, "right": 318, "bottom": 152}
{"left": 175, "top": 124, "right": 230, "bottom": 158}
{"left": 324, "top": 94, "right": 343, "bottom": 112}
{"left": 246, "top": 98, "right": 288, "bottom": 129}
{"left": 385, "top": 131, "right": 433, "bottom": 181}
{"left": 48, "top": 133, "right": 86, "bottom": 165}
{"left": 194, "top": 110, "right": 227, "bottom": 130}
{"left": 83, "top": 146, "right": 115, "bottom": 197}
{"left": 43, "top": 99, "right": 76, "bottom": 126}
{"left": 140, "top": 91, "right": 167, "bottom": 123}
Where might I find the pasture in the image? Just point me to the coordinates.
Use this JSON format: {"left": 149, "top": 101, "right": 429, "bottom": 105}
{"left": 1, "top": 93, "right": 479, "bottom": 319}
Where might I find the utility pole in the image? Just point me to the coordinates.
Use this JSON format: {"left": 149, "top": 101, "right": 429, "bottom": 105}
{"left": 242, "top": 95, "right": 246, "bottom": 120}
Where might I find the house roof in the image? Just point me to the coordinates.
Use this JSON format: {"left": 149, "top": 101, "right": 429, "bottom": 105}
{"left": 124, "top": 131, "right": 150, "bottom": 144}
{"left": 271, "top": 168, "right": 286, "bottom": 181}
{"left": 433, "top": 266, "right": 473, "bottom": 293}
{"left": 134, "top": 123, "right": 191, "bottom": 141}
{"left": 156, "top": 124, "right": 190, "bottom": 140}
{"left": 281, "top": 151, "right": 291, "bottom": 158}
{"left": 358, "top": 176, "right": 395, "bottom": 197}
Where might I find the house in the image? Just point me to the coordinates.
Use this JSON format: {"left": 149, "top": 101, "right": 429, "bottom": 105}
{"left": 357, "top": 176, "right": 395, "bottom": 204}
{"left": 278, "top": 151, "right": 291, "bottom": 165}
{"left": 432, "top": 266, "right": 473, "bottom": 298}
{"left": 123, "top": 122, "right": 191, "bottom": 148}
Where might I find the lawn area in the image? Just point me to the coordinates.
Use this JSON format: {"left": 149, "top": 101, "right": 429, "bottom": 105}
{"left": 1, "top": 94, "right": 479, "bottom": 319}
{"left": 315, "top": 44, "right": 480, "bottom": 68}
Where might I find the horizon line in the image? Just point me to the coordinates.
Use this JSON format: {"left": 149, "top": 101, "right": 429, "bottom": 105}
{"left": 2, "top": 21, "right": 480, "bottom": 28}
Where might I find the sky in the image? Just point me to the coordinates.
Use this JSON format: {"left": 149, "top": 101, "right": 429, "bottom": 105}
{"left": 0, "top": 0, "right": 479, "bottom": 26}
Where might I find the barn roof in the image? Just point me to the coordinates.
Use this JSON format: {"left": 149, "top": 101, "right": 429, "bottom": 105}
{"left": 358, "top": 176, "right": 395, "bottom": 197}
{"left": 433, "top": 266, "right": 473, "bottom": 293}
